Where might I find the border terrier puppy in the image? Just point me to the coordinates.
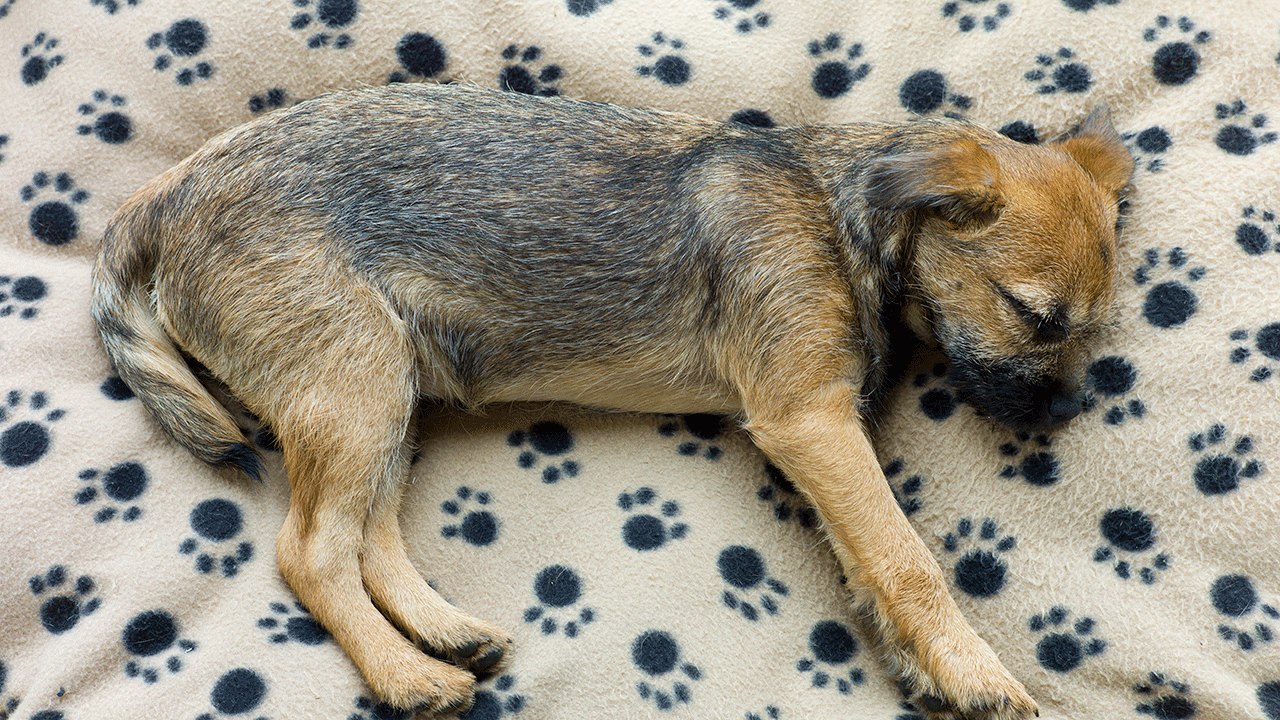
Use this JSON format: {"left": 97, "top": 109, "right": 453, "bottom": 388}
{"left": 92, "top": 84, "right": 1131, "bottom": 719}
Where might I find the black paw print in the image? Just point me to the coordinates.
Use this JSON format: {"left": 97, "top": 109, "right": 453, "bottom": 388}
{"left": 290, "top": 0, "right": 357, "bottom": 49}
{"left": 944, "top": 518, "right": 1016, "bottom": 598}
{"left": 708, "top": 0, "right": 770, "bottom": 33}
{"left": 807, "top": 33, "right": 870, "bottom": 99}
{"left": 914, "top": 361, "right": 958, "bottom": 422}
{"left": 195, "top": 668, "right": 267, "bottom": 720}
{"left": 440, "top": 486, "right": 499, "bottom": 547}
{"left": 389, "top": 32, "right": 448, "bottom": 83}
{"left": 941, "top": 0, "right": 1012, "bottom": 32}
{"left": 999, "top": 119, "right": 1041, "bottom": 144}
{"left": 1230, "top": 324, "right": 1280, "bottom": 382}
{"left": 1188, "top": 424, "right": 1264, "bottom": 496}
{"left": 100, "top": 376, "right": 135, "bottom": 401}
{"left": 75, "top": 461, "right": 147, "bottom": 523}
{"left": 657, "top": 413, "right": 724, "bottom": 461}
{"left": 29, "top": 566, "right": 101, "bottom": 635}
{"left": 1094, "top": 506, "right": 1170, "bottom": 583}
{"left": 882, "top": 458, "right": 924, "bottom": 517}
{"left": 0, "top": 275, "right": 48, "bottom": 320}
{"left": 1083, "top": 356, "right": 1146, "bottom": 425}
{"left": 1214, "top": 100, "right": 1277, "bottom": 156}
{"left": 0, "top": 133, "right": 9, "bottom": 164}
{"left": 632, "top": 630, "right": 702, "bottom": 710}
{"left": 1029, "top": 607, "right": 1106, "bottom": 673}
{"left": 499, "top": 46, "right": 563, "bottom": 96}
{"left": 258, "top": 600, "right": 328, "bottom": 645}
{"left": 1123, "top": 126, "right": 1173, "bottom": 173}
{"left": 717, "top": 545, "right": 788, "bottom": 621}
{"left": 1234, "top": 206, "right": 1280, "bottom": 256}
{"left": 1144, "top": 15, "right": 1210, "bottom": 86}
{"left": 729, "top": 108, "right": 775, "bottom": 127}
{"left": 636, "top": 33, "right": 692, "bottom": 86}
{"left": 795, "top": 621, "right": 864, "bottom": 693}
{"left": 746, "top": 707, "right": 782, "bottom": 720}
{"left": 248, "top": 87, "right": 288, "bottom": 114}
{"left": 0, "top": 389, "right": 66, "bottom": 468}
{"left": 618, "top": 487, "right": 688, "bottom": 551}
{"left": 898, "top": 70, "right": 972, "bottom": 117}
{"left": 21, "top": 171, "right": 89, "bottom": 247}
{"left": 76, "top": 90, "right": 132, "bottom": 144}
{"left": 462, "top": 675, "right": 527, "bottom": 719}
{"left": 1132, "top": 247, "right": 1205, "bottom": 329}
{"left": 147, "top": 19, "right": 214, "bottom": 85}
{"left": 122, "top": 610, "right": 198, "bottom": 683}
{"left": 757, "top": 463, "right": 819, "bottom": 529}
{"left": 90, "top": 0, "right": 139, "bottom": 14}
{"left": 20, "top": 33, "right": 63, "bottom": 86}
{"left": 998, "top": 432, "right": 1059, "bottom": 487}
{"left": 178, "top": 498, "right": 254, "bottom": 577}
{"left": 348, "top": 696, "right": 408, "bottom": 720}
{"left": 508, "top": 421, "right": 580, "bottom": 483}
{"left": 1211, "top": 574, "right": 1278, "bottom": 651}
{"left": 1134, "top": 673, "right": 1197, "bottom": 719}
{"left": 1025, "top": 47, "right": 1091, "bottom": 94}
{"left": 1061, "top": 0, "right": 1119, "bottom": 11}
{"left": 523, "top": 564, "right": 595, "bottom": 638}
{"left": 565, "top": 0, "right": 614, "bottom": 17}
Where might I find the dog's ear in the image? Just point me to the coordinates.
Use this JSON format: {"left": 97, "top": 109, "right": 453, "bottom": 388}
{"left": 866, "top": 138, "right": 1004, "bottom": 228}
{"left": 1053, "top": 106, "right": 1134, "bottom": 197}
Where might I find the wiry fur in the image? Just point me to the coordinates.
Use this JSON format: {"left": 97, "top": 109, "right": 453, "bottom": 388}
{"left": 91, "top": 84, "right": 1132, "bottom": 719}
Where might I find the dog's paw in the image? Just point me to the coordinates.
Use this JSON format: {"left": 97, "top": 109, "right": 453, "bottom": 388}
{"left": 366, "top": 650, "right": 478, "bottom": 716}
{"left": 418, "top": 615, "right": 514, "bottom": 677}
{"left": 907, "top": 649, "right": 1038, "bottom": 720}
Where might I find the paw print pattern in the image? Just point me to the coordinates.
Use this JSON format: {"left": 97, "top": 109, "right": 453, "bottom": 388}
{"left": 898, "top": 70, "right": 972, "bottom": 117}
{"left": 657, "top": 414, "right": 724, "bottom": 461}
{"left": 499, "top": 46, "right": 563, "bottom": 97}
{"left": 1211, "top": 574, "right": 1278, "bottom": 651}
{"left": 1124, "top": 126, "right": 1173, "bottom": 173}
{"left": 1188, "top": 424, "right": 1264, "bottom": 495}
{"left": 998, "top": 432, "right": 1059, "bottom": 487}
{"left": 20, "top": 33, "right": 63, "bottom": 86}
{"left": 21, "top": 171, "right": 89, "bottom": 247}
{"left": 941, "top": 0, "right": 1012, "bottom": 33}
{"left": 248, "top": 87, "right": 288, "bottom": 113}
{"left": 807, "top": 34, "right": 870, "bottom": 99}
{"left": 795, "top": 621, "right": 864, "bottom": 693}
{"left": 1025, "top": 47, "right": 1092, "bottom": 94}
{"left": 1234, "top": 206, "right": 1280, "bottom": 256}
{"left": 1029, "top": 607, "right": 1106, "bottom": 673}
{"left": 1230, "top": 324, "right": 1280, "bottom": 382}
{"left": 1, "top": 390, "right": 66, "bottom": 468}
{"left": 195, "top": 668, "right": 267, "bottom": 720}
{"left": 1132, "top": 247, "right": 1205, "bottom": 329}
{"left": 882, "top": 459, "right": 924, "bottom": 517}
{"left": 0, "top": 134, "right": 9, "bottom": 164}
{"left": 122, "top": 610, "right": 197, "bottom": 683}
{"left": 1094, "top": 507, "right": 1170, "bottom": 583}
{"left": 1083, "top": 356, "right": 1146, "bottom": 425}
{"left": 636, "top": 33, "right": 692, "bottom": 86}
{"left": 745, "top": 707, "right": 782, "bottom": 720}
{"left": 290, "top": 0, "right": 358, "bottom": 49}
{"left": 1214, "top": 100, "right": 1277, "bottom": 156}
{"left": 0, "top": 275, "right": 48, "bottom": 320}
{"left": 1144, "top": 15, "right": 1210, "bottom": 86}
{"left": 618, "top": 487, "right": 688, "bottom": 551}
{"left": 1134, "top": 673, "right": 1197, "bottom": 719}
{"left": 462, "top": 674, "right": 527, "bottom": 719}
{"left": 75, "top": 462, "right": 148, "bottom": 523}
{"left": 565, "top": 0, "right": 614, "bottom": 16}
{"left": 440, "top": 486, "right": 499, "bottom": 547}
{"left": 348, "top": 696, "right": 408, "bottom": 720}
{"left": 29, "top": 566, "right": 101, "bottom": 635}
{"left": 998, "top": 119, "right": 1040, "bottom": 144}
{"left": 389, "top": 32, "right": 448, "bottom": 83}
{"left": 914, "top": 362, "right": 958, "bottom": 422}
{"left": 178, "top": 498, "right": 254, "bottom": 577}
{"left": 258, "top": 601, "right": 328, "bottom": 645}
{"left": 508, "top": 421, "right": 580, "bottom": 483}
{"left": 632, "top": 630, "right": 702, "bottom": 711}
{"left": 717, "top": 545, "right": 788, "bottom": 621}
{"left": 523, "top": 564, "right": 595, "bottom": 638}
{"left": 708, "top": 0, "right": 770, "bottom": 34}
{"left": 147, "top": 19, "right": 214, "bottom": 85}
{"left": 757, "top": 463, "right": 819, "bottom": 529}
{"left": 76, "top": 90, "right": 132, "bottom": 144}
{"left": 90, "top": 0, "right": 139, "bottom": 13}
{"left": 944, "top": 518, "right": 1016, "bottom": 598}
{"left": 729, "top": 109, "right": 775, "bottom": 127}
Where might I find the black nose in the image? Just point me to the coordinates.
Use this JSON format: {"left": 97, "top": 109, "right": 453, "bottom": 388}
{"left": 1049, "top": 392, "right": 1083, "bottom": 424}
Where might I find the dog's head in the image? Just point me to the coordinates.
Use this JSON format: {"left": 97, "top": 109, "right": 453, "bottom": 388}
{"left": 869, "top": 107, "right": 1134, "bottom": 431}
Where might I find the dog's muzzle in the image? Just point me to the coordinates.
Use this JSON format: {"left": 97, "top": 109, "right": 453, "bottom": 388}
{"left": 948, "top": 355, "right": 1083, "bottom": 431}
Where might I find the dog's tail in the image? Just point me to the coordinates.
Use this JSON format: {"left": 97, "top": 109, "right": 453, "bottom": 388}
{"left": 91, "top": 190, "right": 262, "bottom": 481}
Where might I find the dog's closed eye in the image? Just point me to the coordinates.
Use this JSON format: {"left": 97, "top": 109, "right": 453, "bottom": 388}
{"left": 993, "top": 283, "right": 1069, "bottom": 343}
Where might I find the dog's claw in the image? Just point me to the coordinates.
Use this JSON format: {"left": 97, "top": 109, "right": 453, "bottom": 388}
{"left": 473, "top": 646, "right": 504, "bottom": 672}
{"left": 920, "top": 694, "right": 948, "bottom": 713}
{"left": 454, "top": 639, "right": 480, "bottom": 657}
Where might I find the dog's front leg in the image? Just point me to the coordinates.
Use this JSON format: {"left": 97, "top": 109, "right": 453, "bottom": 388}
{"left": 745, "top": 380, "right": 1038, "bottom": 720}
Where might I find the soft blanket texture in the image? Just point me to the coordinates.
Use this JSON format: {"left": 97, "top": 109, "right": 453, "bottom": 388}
{"left": 2, "top": 1, "right": 1278, "bottom": 719}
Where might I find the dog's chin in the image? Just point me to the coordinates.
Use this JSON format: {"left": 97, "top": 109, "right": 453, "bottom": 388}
{"left": 948, "top": 355, "right": 1083, "bottom": 432}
